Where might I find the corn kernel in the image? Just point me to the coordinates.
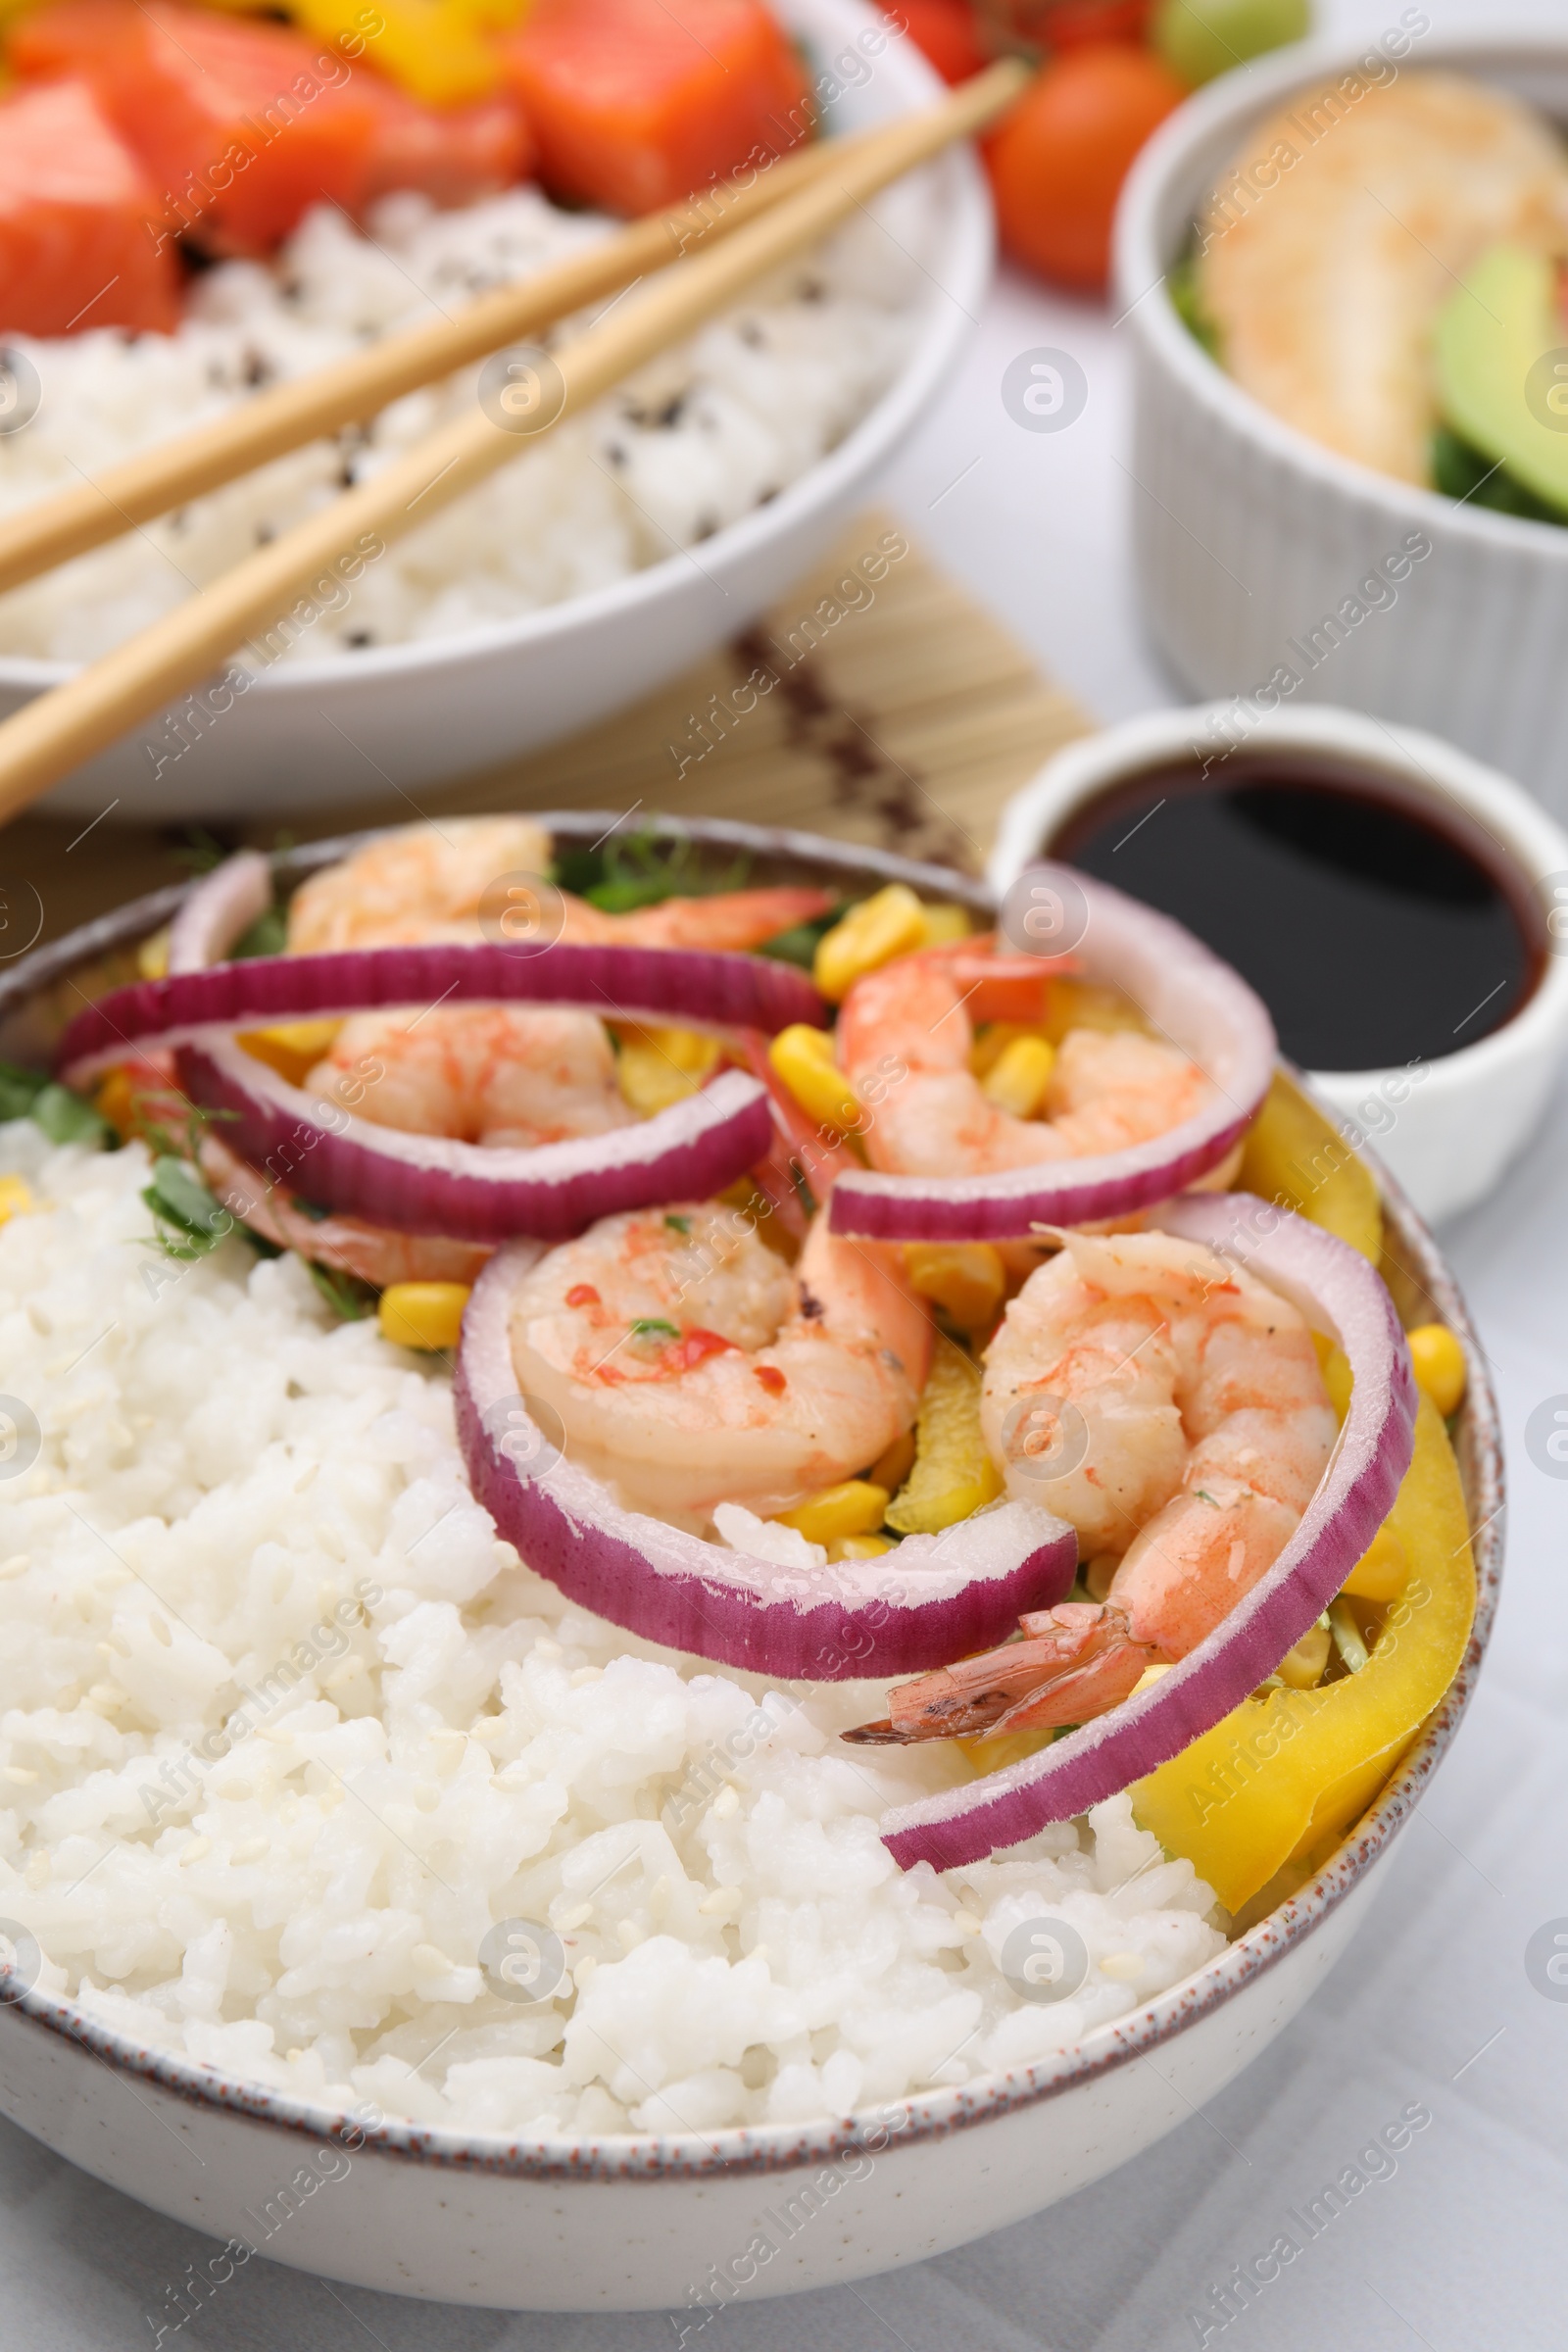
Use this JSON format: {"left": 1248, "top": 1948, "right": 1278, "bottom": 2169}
{"left": 768, "top": 1025, "right": 860, "bottom": 1133}
{"left": 1406, "top": 1322, "right": 1466, "bottom": 1417}
{"left": 970, "top": 1020, "right": 1049, "bottom": 1080}
{"left": 614, "top": 1025, "right": 720, "bottom": 1116}
{"left": 918, "top": 903, "right": 972, "bottom": 948}
{"left": 0, "top": 1176, "right": 34, "bottom": 1226}
{"left": 1343, "top": 1524, "right": 1409, "bottom": 1603}
{"left": 813, "top": 885, "right": 927, "bottom": 1002}
{"left": 238, "top": 1020, "right": 343, "bottom": 1088}
{"left": 957, "top": 1726, "right": 1057, "bottom": 1772}
{"left": 1310, "top": 1330, "right": 1354, "bottom": 1423}
{"left": 773, "top": 1481, "right": 889, "bottom": 1545}
{"left": 1275, "top": 1620, "right": 1331, "bottom": 1689}
{"left": 379, "top": 1282, "right": 471, "bottom": 1352}
{"left": 827, "top": 1534, "right": 897, "bottom": 1562}
{"left": 1041, "top": 979, "right": 1145, "bottom": 1045}
{"left": 904, "top": 1242, "right": 1005, "bottom": 1333}
{"left": 979, "top": 1035, "right": 1054, "bottom": 1119}
{"left": 136, "top": 927, "right": 171, "bottom": 981}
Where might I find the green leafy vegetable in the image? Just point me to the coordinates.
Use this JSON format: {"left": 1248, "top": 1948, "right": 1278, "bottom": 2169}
{"left": 663, "top": 1213, "right": 693, "bottom": 1234}
{"left": 231, "top": 906, "right": 288, "bottom": 959}
{"left": 553, "top": 827, "right": 749, "bottom": 912}
{"left": 757, "top": 906, "right": 847, "bottom": 970}
{"left": 0, "top": 1061, "right": 112, "bottom": 1150}
{"left": 1167, "top": 250, "right": 1222, "bottom": 363}
{"left": 142, "top": 1154, "right": 234, "bottom": 1260}
{"left": 1431, "top": 425, "right": 1562, "bottom": 522}
{"left": 630, "top": 1316, "right": 679, "bottom": 1340}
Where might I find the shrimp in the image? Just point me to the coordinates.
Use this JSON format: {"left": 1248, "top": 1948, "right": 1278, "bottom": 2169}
{"left": 847, "top": 1228, "right": 1337, "bottom": 1742}
{"left": 286, "top": 816, "right": 831, "bottom": 955}
{"left": 199, "top": 1136, "right": 492, "bottom": 1288}
{"left": 508, "top": 1204, "right": 933, "bottom": 1528}
{"left": 835, "top": 940, "right": 1212, "bottom": 1181}
{"left": 285, "top": 819, "right": 831, "bottom": 1152}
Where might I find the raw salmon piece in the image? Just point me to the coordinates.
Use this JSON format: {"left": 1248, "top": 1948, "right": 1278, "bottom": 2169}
{"left": 13, "top": 0, "right": 383, "bottom": 258}
{"left": 0, "top": 77, "right": 180, "bottom": 336}
{"left": 360, "top": 85, "right": 534, "bottom": 208}
{"left": 501, "top": 0, "right": 811, "bottom": 217}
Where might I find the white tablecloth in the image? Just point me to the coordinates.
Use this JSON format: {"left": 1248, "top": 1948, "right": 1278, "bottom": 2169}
{"left": 13, "top": 2, "right": 1568, "bottom": 2340}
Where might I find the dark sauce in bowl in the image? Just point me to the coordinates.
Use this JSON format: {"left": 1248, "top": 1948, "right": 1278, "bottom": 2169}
{"left": 1052, "top": 755, "right": 1546, "bottom": 1071}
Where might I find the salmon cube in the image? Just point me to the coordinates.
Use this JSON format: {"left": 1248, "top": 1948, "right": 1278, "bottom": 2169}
{"left": 0, "top": 78, "right": 180, "bottom": 336}
{"left": 359, "top": 86, "right": 534, "bottom": 208}
{"left": 500, "top": 0, "right": 812, "bottom": 217}
{"left": 13, "top": 0, "right": 383, "bottom": 257}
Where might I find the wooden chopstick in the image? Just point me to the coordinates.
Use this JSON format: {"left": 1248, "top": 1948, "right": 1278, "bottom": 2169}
{"left": 0, "top": 131, "right": 865, "bottom": 603}
{"left": 0, "top": 59, "right": 1029, "bottom": 829}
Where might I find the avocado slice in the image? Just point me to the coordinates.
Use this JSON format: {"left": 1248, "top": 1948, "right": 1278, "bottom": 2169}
{"left": 1433, "top": 242, "right": 1568, "bottom": 518}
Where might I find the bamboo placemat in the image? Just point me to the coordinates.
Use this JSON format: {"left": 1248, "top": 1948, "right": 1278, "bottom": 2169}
{"left": 6, "top": 512, "right": 1091, "bottom": 942}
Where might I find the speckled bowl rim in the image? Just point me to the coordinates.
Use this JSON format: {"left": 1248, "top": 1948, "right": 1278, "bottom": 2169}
{"left": 0, "top": 817, "right": 1503, "bottom": 2185}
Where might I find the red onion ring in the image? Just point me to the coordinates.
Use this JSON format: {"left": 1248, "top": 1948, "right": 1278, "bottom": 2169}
{"left": 455, "top": 1242, "right": 1079, "bottom": 1678}
{"left": 878, "top": 1195, "right": 1418, "bottom": 1871}
{"left": 55, "top": 939, "right": 825, "bottom": 1087}
{"left": 828, "top": 865, "right": 1277, "bottom": 1242}
{"left": 174, "top": 1042, "right": 773, "bottom": 1242}
{"left": 166, "top": 849, "right": 272, "bottom": 976}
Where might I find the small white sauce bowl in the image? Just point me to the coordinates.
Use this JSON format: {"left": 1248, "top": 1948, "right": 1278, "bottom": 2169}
{"left": 1113, "top": 29, "right": 1568, "bottom": 823}
{"left": 988, "top": 702, "right": 1568, "bottom": 1226}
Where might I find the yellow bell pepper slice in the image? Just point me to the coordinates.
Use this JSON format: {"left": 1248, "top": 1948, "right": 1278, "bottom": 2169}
{"left": 903, "top": 1242, "right": 1005, "bottom": 1335}
{"left": 885, "top": 1334, "right": 1003, "bottom": 1535}
{"left": 1238, "top": 1069, "right": 1382, "bottom": 1263}
{"left": 293, "top": 0, "right": 503, "bottom": 103}
{"left": 1130, "top": 1394, "right": 1474, "bottom": 1915}
{"left": 238, "top": 1020, "right": 343, "bottom": 1088}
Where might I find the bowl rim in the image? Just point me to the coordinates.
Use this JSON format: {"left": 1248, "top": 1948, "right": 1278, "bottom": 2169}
{"left": 0, "top": 817, "right": 1504, "bottom": 2183}
{"left": 0, "top": 0, "right": 993, "bottom": 700}
{"left": 984, "top": 700, "right": 1568, "bottom": 1090}
{"left": 1113, "top": 24, "right": 1568, "bottom": 563}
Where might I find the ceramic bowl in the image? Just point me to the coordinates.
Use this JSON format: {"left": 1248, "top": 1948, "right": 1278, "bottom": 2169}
{"left": 3, "top": 0, "right": 992, "bottom": 824}
{"left": 0, "top": 819, "right": 1502, "bottom": 2311}
{"left": 1114, "top": 29, "right": 1568, "bottom": 822}
{"left": 989, "top": 702, "right": 1568, "bottom": 1228}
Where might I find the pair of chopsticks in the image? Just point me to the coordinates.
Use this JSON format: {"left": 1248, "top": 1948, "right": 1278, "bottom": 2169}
{"left": 0, "top": 60, "right": 1028, "bottom": 826}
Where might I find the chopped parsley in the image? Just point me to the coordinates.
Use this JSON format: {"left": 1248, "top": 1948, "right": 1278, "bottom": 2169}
{"left": 663, "top": 1213, "right": 693, "bottom": 1234}
{"left": 630, "top": 1316, "right": 679, "bottom": 1340}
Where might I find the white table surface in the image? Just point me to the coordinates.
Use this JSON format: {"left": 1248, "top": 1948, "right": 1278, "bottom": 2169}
{"left": 12, "top": 4, "right": 1568, "bottom": 2343}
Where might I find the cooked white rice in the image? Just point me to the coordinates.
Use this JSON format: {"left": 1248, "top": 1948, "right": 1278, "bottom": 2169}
{"left": 0, "top": 182, "right": 921, "bottom": 666}
{"left": 0, "top": 1124, "right": 1224, "bottom": 2138}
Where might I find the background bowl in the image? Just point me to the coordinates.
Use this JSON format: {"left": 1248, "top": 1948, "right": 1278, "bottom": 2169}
{"left": 4, "top": 0, "right": 992, "bottom": 825}
{"left": 987, "top": 703, "right": 1568, "bottom": 1227}
{"left": 0, "top": 817, "right": 1501, "bottom": 2311}
{"left": 1114, "top": 29, "right": 1568, "bottom": 821}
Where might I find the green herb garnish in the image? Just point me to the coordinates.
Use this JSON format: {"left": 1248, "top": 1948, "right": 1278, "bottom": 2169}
{"left": 292, "top": 1196, "right": 333, "bottom": 1223}
{"left": 231, "top": 905, "right": 288, "bottom": 959}
{"left": 0, "top": 1061, "right": 112, "bottom": 1151}
{"left": 308, "top": 1262, "right": 378, "bottom": 1321}
{"left": 630, "top": 1316, "right": 679, "bottom": 1340}
{"left": 757, "top": 905, "right": 847, "bottom": 971}
{"left": 1431, "top": 424, "right": 1563, "bottom": 521}
{"left": 663, "top": 1213, "right": 693, "bottom": 1234}
{"left": 553, "top": 826, "right": 749, "bottom": 913}
{"left": 141, "top": 1154, "right": 233, "bottom": 1260}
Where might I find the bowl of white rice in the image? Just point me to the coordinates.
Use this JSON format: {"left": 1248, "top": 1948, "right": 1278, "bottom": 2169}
{"left": 0, "top": 0, "right": 991, "bottom": 824}
{"left": 0, "top": 819, "right": 1500, "bottom": 2312}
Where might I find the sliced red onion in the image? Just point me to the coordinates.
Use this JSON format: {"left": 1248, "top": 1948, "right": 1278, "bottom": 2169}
{"left": 829, "top": 864, "right": 1276, "bottom": 1241}
{"left": 879, "top": 1195, "right": 1418, "bottom": 1871}
{"left": 175, "top": 1041, "right": 773, "bottom": 1242}
{"left": 166, "top": 850, "right": 272, "bottom": 977}
{"left": 56, "top": 939, "right": 825, "bottom": 1088}
{"left": 455, "top": 1243, "right": 1078, "bottom": 1677}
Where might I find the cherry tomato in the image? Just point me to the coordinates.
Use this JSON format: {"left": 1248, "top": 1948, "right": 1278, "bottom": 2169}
{"left": 888, "top": 0, "right": 988, "bottom": 85}
{"left": 985, "top": 44, "right": 1187, "bottom": 293}
{"left": 1034, "top": 0, "right": 1152, "bottom": 48}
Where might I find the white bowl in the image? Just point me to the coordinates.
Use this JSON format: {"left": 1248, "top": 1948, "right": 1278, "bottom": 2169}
{"left": 1114, "top": 28, "right": 1568, "bottom": 823}
{"left": 9, "top": 0, "right": 991, "bottom": 823}
{"left": 0, "top": 819, "right": 1502, "bottom": 2311}
{"left": 988, "top": 703, "right": 1568, "bottom": 1227}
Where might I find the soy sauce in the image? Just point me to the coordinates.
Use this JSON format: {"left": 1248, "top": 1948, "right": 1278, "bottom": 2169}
{"left": 1052, "top": 756, "right": 1544, "bottom": 1071}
